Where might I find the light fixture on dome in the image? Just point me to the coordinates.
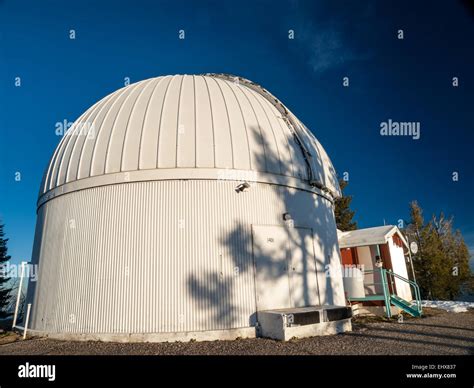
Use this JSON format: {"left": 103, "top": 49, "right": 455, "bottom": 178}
{"left": 235, "top": 182, "right": 250, "bottom": 193}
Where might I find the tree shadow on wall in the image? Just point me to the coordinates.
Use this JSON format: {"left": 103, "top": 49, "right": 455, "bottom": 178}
{"left": 187, "top": 124, "right": 341, "bottom": 329}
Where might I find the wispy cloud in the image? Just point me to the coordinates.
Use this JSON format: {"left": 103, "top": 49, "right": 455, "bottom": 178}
{"left": 289, "top": 2, "right": 374, "bottom": 74}
{"left": 306, "top": 26, "right": 366, "bottom": 73}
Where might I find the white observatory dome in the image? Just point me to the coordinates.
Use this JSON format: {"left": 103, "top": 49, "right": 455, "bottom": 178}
{"left": 39, "top": 74, "right": 339, "bottom": 205}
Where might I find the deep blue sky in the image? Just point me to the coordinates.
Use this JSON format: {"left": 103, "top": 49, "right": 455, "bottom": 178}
{"left": 1, "top": 0, "right": 473, "bottom": 266}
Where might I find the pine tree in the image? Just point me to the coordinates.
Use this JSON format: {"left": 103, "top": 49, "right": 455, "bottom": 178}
{"left": 453, "top": 230, "right": 471, "bottom": 296}
{"left": 0, "top": 223, "right": 13, "bottom": 319}
{"left": 334, "top": 179, "right": 357, "bottom": 231}
{"left": 432, "top": 214, "right": 471, "bottom": 299}
{"left": 423, "top": 219, "right": 451, "bottom": 299}
{"left": 406, "top": 202, "right": 472, "bottom": 299}
{"left": 406, "top": 201, "right": 433, "bottom": 298}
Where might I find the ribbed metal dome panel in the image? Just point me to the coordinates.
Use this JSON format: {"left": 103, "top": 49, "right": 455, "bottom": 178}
{"left": 41, "top": 75, "right": 339, "bottom": 197}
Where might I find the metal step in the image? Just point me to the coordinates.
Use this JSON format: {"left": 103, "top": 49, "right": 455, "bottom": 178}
{"left": 348, "top": 294, "right": 386, "bottom": 302}
{"left": 390, "top": 294, "right": 421, "bottom": 317}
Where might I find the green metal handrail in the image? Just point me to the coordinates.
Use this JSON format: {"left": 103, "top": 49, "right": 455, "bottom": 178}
{"left": 348, "top": 268, "right": 392, "bottom": 317}
{"left": 347, "top": 268, "right": 422, "bottom": 318}
{"left": 385, "top": 269, "right": 422, "bottom": 314}
{"left": 379, "top": 269, "right": 392, "bottom": 318}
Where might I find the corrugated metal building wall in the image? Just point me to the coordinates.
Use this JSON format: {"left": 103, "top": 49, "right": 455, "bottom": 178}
{"left": 29, "top": 180, "right": 343, "bottom": 334}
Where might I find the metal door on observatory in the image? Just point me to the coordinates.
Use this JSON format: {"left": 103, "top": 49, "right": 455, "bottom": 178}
{"left": 252, "top": 225, "right": 320, "bottom": 311}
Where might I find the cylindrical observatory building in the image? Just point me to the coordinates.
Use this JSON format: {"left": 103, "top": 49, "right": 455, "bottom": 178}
{"left": 27, "top": 74, "right": 349, "bottom": 342}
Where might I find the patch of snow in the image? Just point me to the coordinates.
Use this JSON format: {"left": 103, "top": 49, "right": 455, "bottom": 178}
{"left": 421, "top": 300, "right": 474, "bottom": 313}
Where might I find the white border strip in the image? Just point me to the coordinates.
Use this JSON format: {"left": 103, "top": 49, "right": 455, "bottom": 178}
{"left": 37, "top": 168, "right": 335, "bottom": 209}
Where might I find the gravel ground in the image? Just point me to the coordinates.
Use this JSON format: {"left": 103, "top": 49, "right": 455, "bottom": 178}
{"left": 1, "top": 308, "right": 472, "bottom": 355}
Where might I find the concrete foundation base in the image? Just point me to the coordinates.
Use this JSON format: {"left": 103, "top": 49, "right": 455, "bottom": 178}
{"left": 25, "top": 326, "right": 257, "bottom": 343}
{"left": 24, "top": 307, "right": 353, "bottom": 343}
{"left": 257, "top": 306, "right": 352, "bottom": 341}
{"left": 351, "top": 304, "right": 401, "bottom": 317}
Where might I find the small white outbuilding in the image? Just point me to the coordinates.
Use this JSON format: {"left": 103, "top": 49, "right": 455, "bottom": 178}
{"left": 338, "top": 225, "right": 422, "bottom": 317}
{"left": 26, "top": 74, "right": 349, "bottom": 341}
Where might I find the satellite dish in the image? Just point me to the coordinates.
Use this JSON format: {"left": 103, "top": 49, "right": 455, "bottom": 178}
{"left": 410, "top": 241, "right": 418, "bottom": 254}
